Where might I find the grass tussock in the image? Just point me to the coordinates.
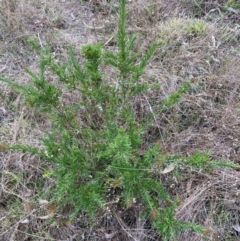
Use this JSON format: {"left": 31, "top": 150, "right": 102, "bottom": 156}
{"left": 1, "top": 0, "right": 240, "bottom": 240}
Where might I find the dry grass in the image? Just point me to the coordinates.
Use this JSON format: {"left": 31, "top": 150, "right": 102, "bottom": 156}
{"left": 1, "top": 0, "right": 240, "bottom": 240}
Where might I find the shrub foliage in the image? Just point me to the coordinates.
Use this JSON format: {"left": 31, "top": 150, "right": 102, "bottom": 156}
{"left": 1, "top": 0, "right": 237, "bottom": 239}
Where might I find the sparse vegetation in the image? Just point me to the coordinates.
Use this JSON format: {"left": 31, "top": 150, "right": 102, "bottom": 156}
{"left": 225, "top": 0, "right": 240, "bottom": 9}
{"left": 1, "top": 0, "right": 240, "bottom": 240}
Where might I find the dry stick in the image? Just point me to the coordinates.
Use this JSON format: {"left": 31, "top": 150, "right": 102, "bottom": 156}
{"left": 37, "top": 32, "right": 44, "bottom": 48}
{"left": 13, "top": 110, "right": 24, "bottom": 142}
{"left": 104, "top": 35, "right": 114, "bottom": 46}
{"left": 112, "top": 210, "right": 137, "bottom": 241}
{"left": 83, "top": 21, "right": 105, "bottom": 30}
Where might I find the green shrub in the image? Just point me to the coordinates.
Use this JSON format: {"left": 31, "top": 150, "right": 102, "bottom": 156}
{"left": 1, "top": 0, "right": 237, "bottom": 239}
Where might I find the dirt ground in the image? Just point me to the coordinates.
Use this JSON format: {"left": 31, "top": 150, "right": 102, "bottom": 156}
{"left": 1, "top": 0, "right": 240, "bottom": 240}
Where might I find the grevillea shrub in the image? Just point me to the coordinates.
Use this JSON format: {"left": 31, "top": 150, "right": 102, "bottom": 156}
{"left": 1, "top": 0, "right": 237, "bottom": 239}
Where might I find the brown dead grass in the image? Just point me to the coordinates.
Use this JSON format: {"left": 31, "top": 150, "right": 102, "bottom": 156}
{"left": 1, "top": 0, "right": 240, "bottom": 240}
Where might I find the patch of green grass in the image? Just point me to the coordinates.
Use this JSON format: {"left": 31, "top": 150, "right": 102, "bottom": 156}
{"left": 225, "top": 0, "right": 240, "bottom": 9}
{"left": 185, "top": 19, "right": 207, "bottom": 37}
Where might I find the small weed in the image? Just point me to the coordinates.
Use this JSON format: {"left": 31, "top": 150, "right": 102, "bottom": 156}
{"left": 185, "top": 19, "right": 207, "bottom": 38}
